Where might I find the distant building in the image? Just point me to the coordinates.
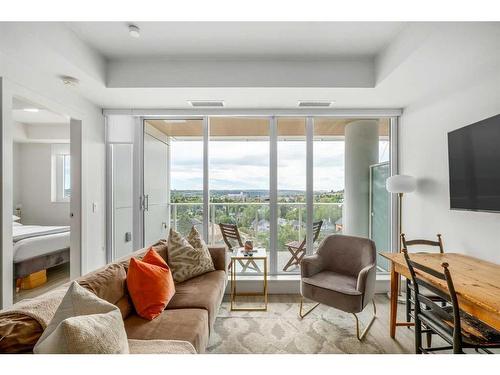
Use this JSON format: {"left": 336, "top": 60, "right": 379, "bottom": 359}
{"left": 226, "top": 192, "right": 247, "bottom": 201}
{"left": 252, "top": 218, "right": 270, "bottom": 232}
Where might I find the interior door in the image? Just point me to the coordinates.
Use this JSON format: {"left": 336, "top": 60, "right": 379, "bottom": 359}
{"left": 143, "top": 127, "right": 169, "bottom": 246}
{"left": 370, "top": 162, "right": 390, "bottom": 272}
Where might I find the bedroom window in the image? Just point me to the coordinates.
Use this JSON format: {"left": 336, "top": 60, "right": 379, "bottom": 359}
{"left": 63, "top": 155, "right": 71, "bottom": 199}
{"left": 51, "top": 144, "right": 71, "bottom": 202}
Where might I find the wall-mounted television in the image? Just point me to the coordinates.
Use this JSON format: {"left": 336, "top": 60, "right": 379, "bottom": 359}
{"left": 448, "top": 114, "right": 500, "bottom": 212}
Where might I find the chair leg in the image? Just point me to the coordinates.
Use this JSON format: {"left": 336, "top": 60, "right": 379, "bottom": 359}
{"left": 426, "top": 331, "right": 433, "bottom": 348}
{"left": 415, "top": 315, "right": 423, "bottom": 354}
{"left": 406, "top": 279, "right": 412, "bottom": 325}
{"left": 283, "top": 248, "right": 299, "bottom": 272}
{"left": 299, "top": 297, "right": 320, "bottom": 319}
{"left": 352, "top": 300, "right": 377, "bottom": 341}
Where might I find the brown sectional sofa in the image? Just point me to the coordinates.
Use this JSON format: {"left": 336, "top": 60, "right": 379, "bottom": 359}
{"left": 0, "top": 241, "right": 228, "bottom": 354}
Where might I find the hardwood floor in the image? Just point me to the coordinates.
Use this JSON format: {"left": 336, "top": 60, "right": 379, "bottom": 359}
{"left": 14, "top": 263, "right": 70, "bottom": 303}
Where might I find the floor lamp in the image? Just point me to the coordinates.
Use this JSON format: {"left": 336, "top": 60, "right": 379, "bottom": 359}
{"left": 386, "top": 174, "right": 417, "bottom": 302}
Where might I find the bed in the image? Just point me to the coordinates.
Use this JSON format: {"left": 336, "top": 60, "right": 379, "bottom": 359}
{"left": 13, "top": 222, "right": 70, "bottom": 279}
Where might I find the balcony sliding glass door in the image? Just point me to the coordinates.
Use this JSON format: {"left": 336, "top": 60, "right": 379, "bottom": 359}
{"left": 141, "top": 116, "right": 393, "bottom": 275}
{"left": 209, "top": 117, "right": 270, "bottom": 274}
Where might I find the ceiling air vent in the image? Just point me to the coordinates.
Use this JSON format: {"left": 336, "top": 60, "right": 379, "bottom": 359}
{"left": 298, "top": 101, "right": 333, "bottom": 108}
{"left": 188, "top": 100, "right": 225, "bottom": 108}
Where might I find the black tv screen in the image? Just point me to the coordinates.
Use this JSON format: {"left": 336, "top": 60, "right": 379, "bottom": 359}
{"left": 448, "top": 114, "right": 500, "bottom": 212}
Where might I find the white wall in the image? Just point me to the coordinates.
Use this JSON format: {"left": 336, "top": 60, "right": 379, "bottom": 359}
{"left": 1, "top": 24, "right": 107, "bottom": 307}
{"left": 14, "top": 143, "right": 70, "bottom": 226}
{"left": 12, "top": 143, "right": 21, "bottom": 211}
{"left": 400, "top": 74, "right": 500, "bottom": 264}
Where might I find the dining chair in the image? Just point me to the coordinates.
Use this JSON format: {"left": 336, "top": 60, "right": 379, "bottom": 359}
{"left": 218, "top": 223, "right": 260, "bottom": 272}
{"left": 402, "top": 249, "right": 500, "bottom": 354}
{"left": 401, "top": 233, "right": 445, "bottom": 326}
{"left": 282, "top": 220, "right": 323, "bottom": 272}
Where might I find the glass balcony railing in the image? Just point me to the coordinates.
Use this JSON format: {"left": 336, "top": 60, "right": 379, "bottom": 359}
{"left": 168, "top": 201, "right": 389, "bottom": 274}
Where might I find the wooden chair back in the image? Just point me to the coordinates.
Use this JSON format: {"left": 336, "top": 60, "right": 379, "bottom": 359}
{"left": 297, "top": 220, "right": 324, "bottom": 249}
{"left": 219, "top": 223, "right": 243, "bottom": 251}
{"left": 401, "top": 233, "right": 444, "bottom": 254}
{"left": 402, "top": 249, "right": 462, "bottom": 350}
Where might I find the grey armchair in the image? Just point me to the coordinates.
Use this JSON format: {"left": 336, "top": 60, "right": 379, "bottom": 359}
{"left": 299, "top": 234, "right": 377, "bottom": 340}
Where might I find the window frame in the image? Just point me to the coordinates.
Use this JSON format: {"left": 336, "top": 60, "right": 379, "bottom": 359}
{"left": 137, "top": 114, "right": 398, "bottom": 276}
{"left": 51, "top": 144, "right": 71, "bottom": 203}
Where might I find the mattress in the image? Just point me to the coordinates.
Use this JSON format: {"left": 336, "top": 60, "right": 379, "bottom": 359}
{"left": 13, "top": 225, "right": 70, "bottom": 263}
{"left": 13, "top": 225, "right": 70, "bottom": 242}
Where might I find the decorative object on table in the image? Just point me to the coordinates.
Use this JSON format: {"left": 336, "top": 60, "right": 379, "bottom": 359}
{"left": 244, "top": 240, "right": 253, "bottom": 252}
{"left": 15, "top": 203, "right": 22, "bottom": 220}
{"left": 282, "top": 220, "right": 323, "bottom": 272}
{"left": 299, "top": 234, "right": 377, "bottom": 340}
{"left": 167, "top": 227, "right": 215, "bottom": 283}
{"left": 219, "top": 223, "right": 260, "bottom": 272}
{"left": 385, "top": 174, "right": 417, "bottom": 303}
{"left": 230, "top": 248, "right": 268, "bottom": 311}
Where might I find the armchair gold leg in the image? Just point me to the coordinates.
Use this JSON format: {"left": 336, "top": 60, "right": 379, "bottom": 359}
{"left": 299, "top": 297, "right": 320, "bottom": 319}
{"left": 352, "top": 300, "right": 377, "bottom": 340}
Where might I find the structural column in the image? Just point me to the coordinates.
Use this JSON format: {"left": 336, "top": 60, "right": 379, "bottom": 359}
{"left": 344, "top": 120, "right": 379, "bottom": 237}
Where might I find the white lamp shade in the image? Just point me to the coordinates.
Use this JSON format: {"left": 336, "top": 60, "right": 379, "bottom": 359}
{"left": 386, "top": 175, "right": 417, "bottom": 194}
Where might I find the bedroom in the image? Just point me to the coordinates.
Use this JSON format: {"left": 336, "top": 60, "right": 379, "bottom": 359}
{"left": 12, "top": 96, "right": 72, "bottom": 302}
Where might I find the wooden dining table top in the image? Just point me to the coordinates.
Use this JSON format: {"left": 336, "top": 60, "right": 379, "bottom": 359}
{"left": 380, "top": 252, "right": 500, "bottom": 329}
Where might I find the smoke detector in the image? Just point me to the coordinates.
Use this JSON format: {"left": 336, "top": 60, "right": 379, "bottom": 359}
{"left": 60, "top": 75, "right": 79, "bottom": 87}
{"left": 128, "top": 24, "right": 140, "bottom": 38}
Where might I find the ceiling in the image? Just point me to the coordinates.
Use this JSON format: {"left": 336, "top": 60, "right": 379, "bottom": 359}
{"left": 67, "top": 22, "right": 405, "bottom": 60}
{"left": 3, "top": 22, "right": 500, "bottom": 110}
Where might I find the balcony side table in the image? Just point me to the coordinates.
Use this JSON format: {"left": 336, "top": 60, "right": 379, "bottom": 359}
{"left": 230, "top": 248, "right": 268, "bottom": 311}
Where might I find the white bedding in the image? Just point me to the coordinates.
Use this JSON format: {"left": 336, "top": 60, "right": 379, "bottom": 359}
{"left": 13, "top": 224, "right": 70, "bottom": 263}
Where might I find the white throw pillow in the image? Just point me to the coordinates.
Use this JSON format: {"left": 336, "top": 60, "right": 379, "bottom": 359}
{"left": 34, "top": 281, "right": 129, "bottom": 354}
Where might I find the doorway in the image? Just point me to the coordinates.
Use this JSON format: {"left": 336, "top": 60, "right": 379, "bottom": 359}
{"left": 1, "top": 92, "right": 82, "bottom": 306}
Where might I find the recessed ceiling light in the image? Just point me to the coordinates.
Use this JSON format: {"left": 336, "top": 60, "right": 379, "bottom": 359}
{"left": 23, "top": 108, "right": 39, "bottom": 113}
{"left": 60, "top": 75, "right": 79, "bottom": 87}
{"left": 298, "top": 101, "right": 334, "bottom": 108}
{"left": 128, "top": 24, "right": 140, "bottom": 38}
{"left": 188, "top": 100, "right": 225, "bottom": 108}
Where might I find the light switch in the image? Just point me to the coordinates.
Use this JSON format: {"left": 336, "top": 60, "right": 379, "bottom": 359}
{"left": 92, "top": 202, "right": 98, "bottom": 213}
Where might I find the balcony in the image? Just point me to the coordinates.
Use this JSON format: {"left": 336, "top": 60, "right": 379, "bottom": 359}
{"left": 168, "top": 201, "right": 357, "bottom": 274}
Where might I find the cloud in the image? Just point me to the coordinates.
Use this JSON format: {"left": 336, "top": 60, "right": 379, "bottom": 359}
{"left": 169, "top": 139, "right": 386, "bottom": 192}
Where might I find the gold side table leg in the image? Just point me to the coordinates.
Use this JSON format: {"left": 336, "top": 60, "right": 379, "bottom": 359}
{"left": 230, "top": 256, "right": 268, "bottom": 311}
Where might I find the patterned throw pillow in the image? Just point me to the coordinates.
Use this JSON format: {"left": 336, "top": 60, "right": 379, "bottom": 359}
{"left": 167, "top": 227, "right": 215, "bottom": 283}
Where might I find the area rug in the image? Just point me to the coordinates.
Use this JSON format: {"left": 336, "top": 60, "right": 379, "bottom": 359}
{"left": 207, "top": 295, "right": 384, "bottom": 354}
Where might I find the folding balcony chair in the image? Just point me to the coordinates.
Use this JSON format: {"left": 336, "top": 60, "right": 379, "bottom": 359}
{"left": 219, "top": 223, "right": 260, "bottom": 272}
{"left": 282, "top": 220, "right": 323, "bottom": 272}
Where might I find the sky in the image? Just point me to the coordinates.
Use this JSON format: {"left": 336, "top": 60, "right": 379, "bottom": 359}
{"left": 170, "top": 139, "right": 389, "bottom": 191}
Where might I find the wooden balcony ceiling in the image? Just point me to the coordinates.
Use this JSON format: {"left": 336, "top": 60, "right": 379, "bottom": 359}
{"left": 146, "top": 117, "right": 389, "bottom": 138}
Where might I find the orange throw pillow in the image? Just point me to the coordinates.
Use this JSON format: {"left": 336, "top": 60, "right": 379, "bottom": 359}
{"left": 127, "top": 248, "right": 175, "bottom": 320}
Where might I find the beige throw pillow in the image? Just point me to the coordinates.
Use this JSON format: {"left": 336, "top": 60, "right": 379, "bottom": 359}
{"left": 167, "top": 227, "right": 215, "bottom": 283}
{"left": 34, "top": 281, "right": 129, "bottom": 354}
